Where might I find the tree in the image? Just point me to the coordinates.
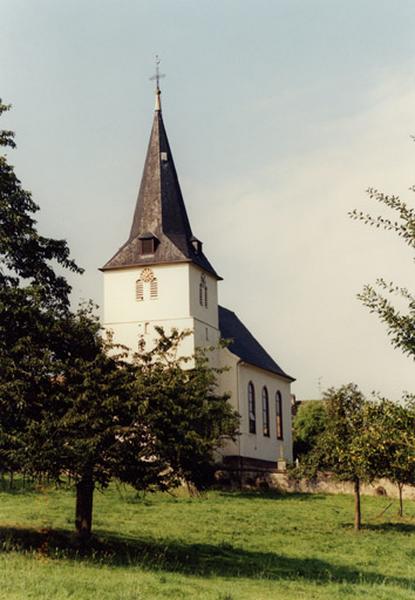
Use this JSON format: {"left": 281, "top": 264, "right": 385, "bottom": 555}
{"left": 364, "top": 397, "right": 415, "bottom": 516}
{"left": 20, "top": 318, "right": 238, "bottom": 540}
{"left": 350, "top": 188, "right": 415, "bottom": 360}
{"left": 292, "top": 400, "right": 327, "bottom": 460}
{"left": 0, "top": 99, "right": 82, "bottom": 478}
{"left": 16, "top": 304, "right": 138, "bottom": 539}
{"left": 299, "top": 384, "right": 374, "bottom": 530}
{"left": 349, "top": 174, "right": 415, "bottom": 517}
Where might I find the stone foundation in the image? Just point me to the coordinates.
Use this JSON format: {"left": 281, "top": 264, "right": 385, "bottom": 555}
{"left": 269, "top": 472, "right": 415, "bottom": 500}
{"left": 216, "top": 458, "right": 415, "bottom": 500}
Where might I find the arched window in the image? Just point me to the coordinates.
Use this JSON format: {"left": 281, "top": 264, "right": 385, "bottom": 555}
{"left": 136, "top": 268, "right": 158, "bottom": 301}
{"left": 199, "top": 273, "right": 208, "bottom": 308}
{"left": 262, "top": 386, "right": 270, "bottom": 437}
{"left": 248, "top": 382, "right": 256, "bottom": 434}
{"left": 276, "top": 391, "right": 283, "bottom": 440}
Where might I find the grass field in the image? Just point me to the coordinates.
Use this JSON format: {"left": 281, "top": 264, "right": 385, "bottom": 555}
{"left": 0, "top": 483, "right": 415, "bottom": 599}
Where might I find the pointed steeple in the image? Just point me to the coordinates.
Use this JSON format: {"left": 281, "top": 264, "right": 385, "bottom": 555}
{"left": 102, "top": 86, "right": 220, "bottom": 279}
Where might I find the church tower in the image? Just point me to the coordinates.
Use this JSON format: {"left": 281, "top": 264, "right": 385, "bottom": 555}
{"left": 101, "top": 83, "right": 221, "bottom": 361}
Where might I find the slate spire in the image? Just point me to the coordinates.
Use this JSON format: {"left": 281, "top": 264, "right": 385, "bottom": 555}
{"left": 102, "top": 86, "right": 220, "bottom": 279}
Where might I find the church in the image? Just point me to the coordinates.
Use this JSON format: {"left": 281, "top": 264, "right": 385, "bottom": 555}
{"left": 101, "top": 80, "right": 294, "bottom": 478}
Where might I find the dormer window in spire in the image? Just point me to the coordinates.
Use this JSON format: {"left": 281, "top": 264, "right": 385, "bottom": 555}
{"left": 191, "top": 236, "right": 203, "bottom": 255}
{"left": 199, "top": 273, "right": 208, "bottom": 308}
{"left": 139, "top": 233, "right": 159, "bottom": 256}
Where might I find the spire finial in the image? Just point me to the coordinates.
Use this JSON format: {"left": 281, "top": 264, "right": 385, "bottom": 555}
{"left": 150, "top": 55, "right": 165, "bottom": 111}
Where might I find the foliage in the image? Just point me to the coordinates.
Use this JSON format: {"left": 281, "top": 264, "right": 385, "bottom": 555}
{"left": 350, "top": 187, "right": 415, "bottom": 360}
{"left": 123, "top": 328, "right": 239, "bottom": 492}
{"left": 299, "top": 385, "right": 369, "bottom": 479}
{"left": 297, "top": 384, "right": 376, "bottom": 529}
{"left": 292, "top": 400, "right": 327, "bottom": 459}
{"left": 4, "top": 311, "right": 238, "bottom": 539}
{"left": 14, "top": 317, "right": 238, "bottom": 537}
{"left": 363, "top": 397, "right": 415, "bottom": 515}
{"left": 295, "top": 384, "right": 415, "bottom": 526}
{"left": 1, "top": 485, "right": 415, "bottom": 600}
{"left": 0, "top": 101, "right": 138, "bottom": 536}
{"left": 0, "top": 100, "right": 82, "bottom": 476}
{"left": 18, "top": 304, "right": 136, "bottom": 484}
{"left": 349, "top": 180, "right": 415, "bottom": 519}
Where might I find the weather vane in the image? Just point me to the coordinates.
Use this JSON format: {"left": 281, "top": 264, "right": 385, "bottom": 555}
{"left": 150, "top": 55, "right": 165, "bottom": 91}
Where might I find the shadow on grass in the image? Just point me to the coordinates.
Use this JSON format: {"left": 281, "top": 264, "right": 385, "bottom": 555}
{"left": 216, "top": 490, "right": 326, "bottom": 502}
{"left": 365, "top": 522, "right": 415, "bottom": 534}
{"left": 0, "top": 525, "right": 414, "bottom": 590}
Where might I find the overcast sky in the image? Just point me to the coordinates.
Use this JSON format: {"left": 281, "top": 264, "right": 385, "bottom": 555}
{"left": 2, "top": 0, "right": 414, "bottom": 400}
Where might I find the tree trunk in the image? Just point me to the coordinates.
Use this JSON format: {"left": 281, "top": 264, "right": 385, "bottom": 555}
{"left": 398, "top": 482, "right": 404, "bottom": 517}
{"left": 354, "top": 478, "right": 361, "bottom": 531}
{"left": 75, "top": 477, "right": 94, "bottom": 540}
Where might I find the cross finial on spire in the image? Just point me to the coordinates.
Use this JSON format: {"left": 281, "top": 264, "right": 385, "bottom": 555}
{"left": 150, "top": 55, "right": 165, "bottom": 111}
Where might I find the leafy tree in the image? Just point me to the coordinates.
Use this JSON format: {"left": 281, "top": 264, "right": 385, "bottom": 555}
{"left": 364, "top": 397, "right": 415, "bottom": 516}
{"left": 17, "top": 304, "right": 138, "bottom": 539}
{"left": 20, "top": 318, "right": 238, "bottom": 540}
{"left": 0, "top": 99, "right": 81, "bottom": 477}
{"left": 349, "top": 175, "right": 415, "bottom": 517}
{"left": 299, "top": 384, "right": 375, "bottom": 530}
{"left": 350, "top": 188, "right": 415, "bottom": 360}
{"left": 292, "top": 400, "right": 327, "bottom": 459}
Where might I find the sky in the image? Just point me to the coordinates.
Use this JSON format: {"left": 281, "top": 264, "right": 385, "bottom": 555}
{"left": 1, "top": 0, "right": 415, "bottom": 401}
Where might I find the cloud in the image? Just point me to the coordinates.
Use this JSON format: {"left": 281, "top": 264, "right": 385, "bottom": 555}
{"left": 190, "top": 67, "right": 415, "bottom": 401}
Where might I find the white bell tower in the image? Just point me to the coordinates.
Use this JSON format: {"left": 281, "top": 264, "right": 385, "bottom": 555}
{"left": 101, "top": 79, "right": 221, "bottom": 363}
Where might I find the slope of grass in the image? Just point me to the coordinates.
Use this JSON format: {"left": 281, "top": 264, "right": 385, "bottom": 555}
{"left": 0, "top": 482, "right": 415, "bottom": 599}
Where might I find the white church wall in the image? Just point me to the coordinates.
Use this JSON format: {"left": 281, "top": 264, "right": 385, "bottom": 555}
{"left": 103, "top": 263, "right": 191, "bottom": 325}
{"left": 193, "top": 321, "right": 220, "bottom": 347}
{"left": 188, "top": 264, "right": 219, "bottom": 329}
{"left": 217, "top": 347, "right": 241, "bottom": 457}
{"left": 103, "top": 262, "right": 221, "bottom": 365}
{"left": 105, "top": 318, "right": 196, "bottom": 361}
{"left": 193, "top": 318, "right": 221, "bottom": 369}
{"left": 238, "top": 364, "right": 293, "bottom": 464}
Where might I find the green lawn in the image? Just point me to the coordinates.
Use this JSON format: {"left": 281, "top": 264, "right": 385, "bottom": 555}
{"left": 0, "top": 483, "right": 414, "bottom": 599}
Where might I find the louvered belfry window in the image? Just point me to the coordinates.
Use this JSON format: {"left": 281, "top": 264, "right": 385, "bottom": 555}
{"left": 150, "top": 278, "right": 158, "bottom": 300}
{"left": 136, "top": 279, "right": 144, "bottom": 301}
{"left": 136, "top": 268, "right": 158, "bottom": 301}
